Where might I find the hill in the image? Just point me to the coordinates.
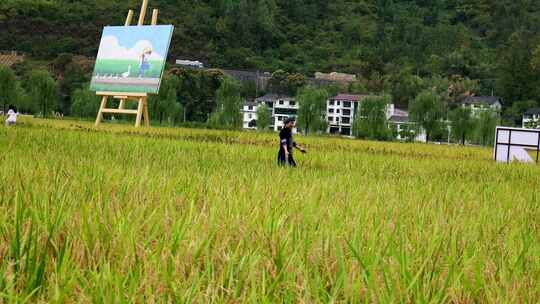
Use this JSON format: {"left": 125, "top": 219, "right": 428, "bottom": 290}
{"left": 2, "top": 0, "right": 540, "bottom": 104}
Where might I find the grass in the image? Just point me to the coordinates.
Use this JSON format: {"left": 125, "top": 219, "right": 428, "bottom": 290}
{"left": 0, "top": 118, "right": 539, "bottom": 303}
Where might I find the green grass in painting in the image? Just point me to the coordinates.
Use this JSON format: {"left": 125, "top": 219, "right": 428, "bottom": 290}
{"left": 0, "top": 118, "right": 539, "bottom": 303}
{"left": 89, "top": 83, "right": 159, "bottom": 93}
{"left": 93, "top": 59, "right": 164, "bottom": 78}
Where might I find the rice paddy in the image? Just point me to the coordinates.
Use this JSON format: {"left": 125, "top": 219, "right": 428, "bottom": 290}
{"left": 0, "top": 118, "right": 539, "bottom": 303}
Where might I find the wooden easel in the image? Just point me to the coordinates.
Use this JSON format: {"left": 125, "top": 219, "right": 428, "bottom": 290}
{"left": 95, "top": 0, "right": 159, "bottom": 128}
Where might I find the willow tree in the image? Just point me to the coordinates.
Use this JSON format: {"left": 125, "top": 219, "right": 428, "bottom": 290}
{"left": 296, "top": 86, "right": 328, "bottom": 134}
{"left": 209, "top": 77, "right": 243, "bottom": 129}
{"left": 28, "top": 70, "right": 58, "bottom": 117}
{"left": 0, "top": 66, "right": 17, "bottom": 113}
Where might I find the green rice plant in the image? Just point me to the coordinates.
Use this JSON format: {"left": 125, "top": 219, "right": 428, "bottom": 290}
{"left": 0, "top": 118, "right": 539, "bottom": 302}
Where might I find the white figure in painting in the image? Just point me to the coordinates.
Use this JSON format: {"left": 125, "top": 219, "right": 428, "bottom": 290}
{"left": 122, "top": 65, "right": 131, "bottom": 78}
{"left": 138, "top": 47, "right": 152, "bottom": 78}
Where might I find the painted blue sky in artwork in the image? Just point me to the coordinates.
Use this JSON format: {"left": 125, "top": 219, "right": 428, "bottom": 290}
{"left": 96, "top": 25, "right": 174, "bottom": 61}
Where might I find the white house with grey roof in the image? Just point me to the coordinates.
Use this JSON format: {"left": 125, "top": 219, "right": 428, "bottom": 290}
{"left": 387, "top": 107, "right": 427, "bottom": 142}
{"left": 523, "top": 108, "right": 540, "bottom": 129}
{"left": 460, "top": 96, "right": 502, "bottom": 116}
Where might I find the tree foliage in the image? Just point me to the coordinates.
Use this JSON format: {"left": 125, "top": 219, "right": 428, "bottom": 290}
{"left": 474, "top": 110, "right": 499, "bottom": 146}
{"left": 296, "top": 86, "right": 328, "bottom": 134}
{"left": 150, "top": 74, "right": 183, "bottom": 125}
{"left": 410, "top": 90, "right": 444, "bottom": 143}
{"left": 353, "top": 95, "right": 392, "bottom": 141}
{"left": 449, "top": 107, "right": 474, "bottom": 145}
{"left": 0, "top": 66, "right": 17, "bottom": 113}
{"left": 256, "top": 104, "right": 271, "bottom": 131}
{"left": 28, "top": 70, "right": 58, "bottom": 117}
{"left": 209, "top": 77, "right": 243, "bottom": 129}
{"left": 71, "top": 86, "right": 100, "bottom": 118}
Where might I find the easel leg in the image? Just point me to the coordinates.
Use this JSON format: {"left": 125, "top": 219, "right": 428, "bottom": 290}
{"left": 95, "top": 96, "right": 108, "bottom": 127}
{"left": 135, "top": 97, "right": 144, "bottom": 127}
{"left": 143, "top": 98, "right": 150, "bottom": 127}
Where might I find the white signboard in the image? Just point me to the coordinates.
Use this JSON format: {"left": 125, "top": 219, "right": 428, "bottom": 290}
{"left": 494, "top": 127, "right": 540, "bottom": 163}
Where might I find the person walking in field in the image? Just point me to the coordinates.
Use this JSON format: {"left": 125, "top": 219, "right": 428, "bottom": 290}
{"left": 278, "top": 117, "right": 306, "bottom": 167}
{"left": 5, "top": 105, "right": 17, "bottom": 126}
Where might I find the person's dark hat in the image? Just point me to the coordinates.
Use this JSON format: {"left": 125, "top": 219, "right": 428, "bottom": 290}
{"left": 284, "top": 117, "right": 296, "bottom": 125}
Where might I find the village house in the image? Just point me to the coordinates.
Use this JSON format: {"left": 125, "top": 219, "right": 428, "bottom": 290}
{"left": 522, "top": 108, "right": 540, "bottom": 129}
{"left": 460, "top": 96, "right": 502, "bottom": 116}
{"left": 242, "top": 94, "right": 299, "bottom": 132}
{"left": 387, "top": 107, "right": 427, "bottom": 142}
{"left": 242, "top": 93, "right": 426, "bottom": 141}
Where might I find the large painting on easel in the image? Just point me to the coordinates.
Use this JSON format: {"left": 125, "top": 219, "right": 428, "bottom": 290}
{"left": 90, "top": 25, "right": 174, "bottom": 94}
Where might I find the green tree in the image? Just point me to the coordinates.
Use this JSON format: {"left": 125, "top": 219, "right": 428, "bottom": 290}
{"left": 449, "top": 107, "right": 474, "bottom": 145}
{"left": 353, "top": 95, "right": 392, "bottom": 141}
{"left": 387, "top": 67, "right": 425, "bottom": 108}
{"left": 172, "top": 68, "right": 223, "bottom": 123}
{"left": 209, "top": 77, "right": 243, "bottom": 129}
{"left": 296, "top": 86, "right": 328, "bottom": 134}
{"left": 150, "top": 75, "right": 183, "bottom": 125}
{"left": 28, "top": 70, "right": 58, "bottom": 117}
{"left": 13, "top": 82, "right": 34, "bottom": 114}
{"left": 410, "top": 90, "right": 444, "bottom": 143}
{"left": 474, "top": 109, "right": 499, "bottom": 146}
{"left": 71, "top": 87, "right": 100, "bottom": 118}
{"left": 256, "top": 104, "right": 271, "bottom": 131}
{"left": 0, "top": 65, "right": 17, "bottom": 113}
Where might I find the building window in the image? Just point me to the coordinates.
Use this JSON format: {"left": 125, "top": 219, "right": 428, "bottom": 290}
{"left": 343, "top": 101, "right": 351, "bottom": 108}
{"left": 337, "top": 109, "right": 340, "bottom": 114}
{"left": 343, "top": 109, "right": 351, "bottom": 116}
{"left": 289, "top": 101, "right": 296, "bottom": 106}
{"left": 248, "top": 106, "right": 253, "bottom": 110}
{"left": 336, "top": 117, "right": 340, "bottom": 122}
{"left": 248, "top": 114, "right": 252, "bottom": 119}
{"left": 337, "top": 101, "right": 341, "bottom": 106}
{"left": 329, "top": 100, "right": 335, "bottom": 106}
{"left": 342, "top": 117, "right": 350, "bottom": 124}
{"left": 329, "top": 109, "right": 334, "bottom": 113}
{"left": 279, "top": 100, "right": 284, "bottom": 105}
{"left": 277, "top": 116, "right": 283, "bottom": 121}
{"left": 329, "top": 117, "right": 334, "bottom": 122}
{"left": 266, "top": 102, "right": 273, "bottom": 108}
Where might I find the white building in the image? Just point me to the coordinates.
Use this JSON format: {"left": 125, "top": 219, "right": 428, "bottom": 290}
{"left": 387, "top": 108, "right": 427, "bottom": 142}
{"left": 327, "top": 94, "right": 397, "bottom": 136}
{"left": 327, "top": 94, "right": 362, "bottom": 136}
{"left": 242, "top": 94, "right": 299, "bottom": 132}
{"left": 461, "top": 96, "right": 502, "bottom": 116}
{"left": 523, "top": 108, "right": 540, "bottom": 129}
{"left": 241, "top": 93, "right": 426, "bottom": 141}
{"left": 242, "top": 101, "right": 258, "bottom": 129}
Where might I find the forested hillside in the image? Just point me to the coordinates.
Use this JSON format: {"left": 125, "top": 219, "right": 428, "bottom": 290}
{"left": 2, "top": 0, "right": 540, "bottom": 106}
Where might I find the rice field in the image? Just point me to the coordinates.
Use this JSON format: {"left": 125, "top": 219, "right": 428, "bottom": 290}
{"left": 0, "top": 118, "right": 539, "bottom": 303}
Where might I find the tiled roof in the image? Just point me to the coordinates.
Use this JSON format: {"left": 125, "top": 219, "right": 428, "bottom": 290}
{"left": 332, "top": 94, "right": 365, "bottom": 101}
{"left": 256, "top": 93, "right": 294, "bottom": 101}
{"left": 331, "top": 94, "right": 371, "bottom": 101}
{"left": 524, "top": 107, "right": 540, "bottom": 115}
{"left": 389, "top": 115, "right": 409, "bottom": 123}
{"left": 462, "top": 96, "right": 502, "bottom": 106}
